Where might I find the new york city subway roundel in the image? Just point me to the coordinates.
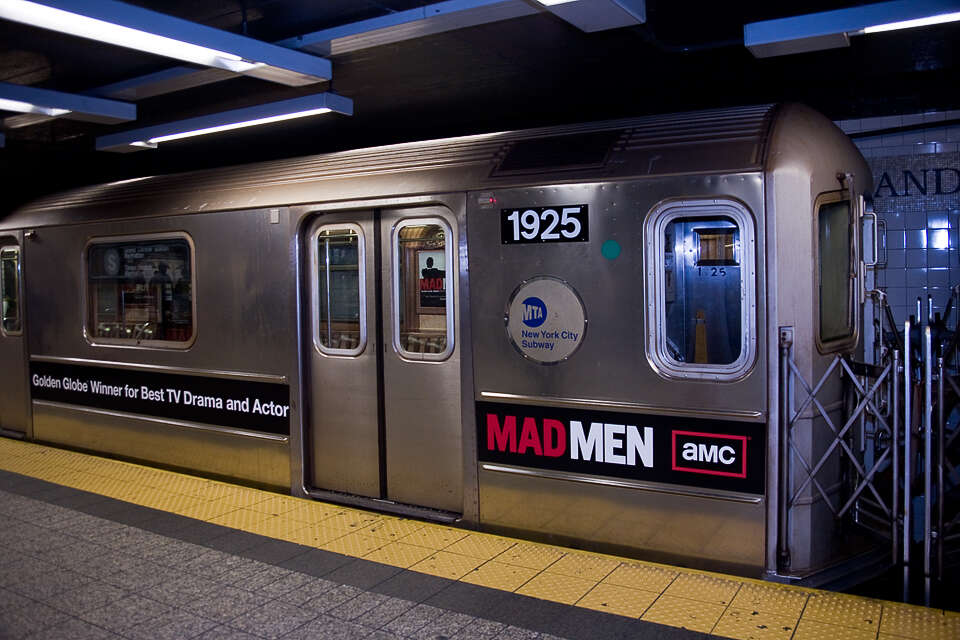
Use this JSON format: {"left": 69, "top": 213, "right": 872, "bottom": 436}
{"left": 505, "top": 276, "right": 587, "bottom": 364}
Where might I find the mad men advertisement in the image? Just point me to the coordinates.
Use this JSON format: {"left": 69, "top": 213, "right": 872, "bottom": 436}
{"left": 417, "top": 250, "right": 446, "bottom": 312}
{"left": 478, "top": 401, "right": 765, "bottom": 495}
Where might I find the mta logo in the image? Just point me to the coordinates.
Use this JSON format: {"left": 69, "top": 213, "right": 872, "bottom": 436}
{"left": 522, "top": 297, "right": 547, "bottom": 328}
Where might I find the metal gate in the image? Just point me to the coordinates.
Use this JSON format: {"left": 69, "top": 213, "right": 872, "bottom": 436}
{"left": 899, "top": 288, "right": 960, "bottom": 605}
{"left": 777, "top": 286, "right": 960, "bottom": 605}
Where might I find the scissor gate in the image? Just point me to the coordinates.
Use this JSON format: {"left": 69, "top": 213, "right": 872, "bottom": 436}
{"left": 777, "top": 288, "right": 960, "bottom": 605}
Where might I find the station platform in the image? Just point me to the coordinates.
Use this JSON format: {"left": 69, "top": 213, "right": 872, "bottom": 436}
{"left": 0, "top": 437, "right": 956, "bottom": 640}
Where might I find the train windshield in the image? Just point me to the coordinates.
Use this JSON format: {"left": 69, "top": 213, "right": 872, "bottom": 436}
{"left": 394, "top": 220, "right": 453, "bottom": 359}
{"left": 1, "top": 246, "right": 21, "bottom": 335}
{"left": 316, "top": 225, "right": 365, "bottom": 355}
{"left": 86, "top": 236, "right": 194, "bottom": 346}
{"left": 645, "top": 199, "right": 756, "bottom": 381}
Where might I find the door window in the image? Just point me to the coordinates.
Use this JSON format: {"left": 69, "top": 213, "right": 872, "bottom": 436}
{"left": 1, "top": 246, "right": 21, "bottom": 335}
{"left": 392, "top": 219, "right": 455, "bottom": 360}
{"left": 314, "top": 224, "right": 366, "bottom": 356}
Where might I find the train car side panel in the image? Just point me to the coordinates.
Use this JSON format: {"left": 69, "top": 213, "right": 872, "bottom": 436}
{"left": 469, "top": 176, "right": 767, "bottom": 413}
{"left": 23, "top": 208, "right": 296, "bottom": 488}
{"left": 469, "top": 175, "right": 768, "bottom": 571}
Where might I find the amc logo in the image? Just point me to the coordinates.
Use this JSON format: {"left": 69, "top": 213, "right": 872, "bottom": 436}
{"left": 671, "top": 430, "right": 748, "bottom": 479}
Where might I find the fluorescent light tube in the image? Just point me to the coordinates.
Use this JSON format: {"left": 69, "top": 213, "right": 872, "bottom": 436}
{"left": 0, "top": 97, "right": 70, "bottom": 117}
{"left": 0, "top": 81, "right": 135, "bottom": 123}
{"left": 147, "top": 108, "right": 333, "bottom": 143}
{"left": 862, "top": 10, "right": 960, "bottom": 32}
{"left": 536, "top": 0, "right": 579, "bottom": 5}
{"left": 96, "top": 92, "right": 353, "bottom": 152}
{"left": 746, "top": 0, "right": 960, "bottom": 58}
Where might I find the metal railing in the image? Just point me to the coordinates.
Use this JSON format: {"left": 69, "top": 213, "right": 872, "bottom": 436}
{"left": 900, "top": 296, "right": 960, "bottom": 606}
{"left": 777, "top": 286, "right": 960, "bottom": 605}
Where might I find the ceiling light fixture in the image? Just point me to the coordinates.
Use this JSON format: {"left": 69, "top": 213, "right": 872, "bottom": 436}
{"left": 861, "top": 10, "right": 960, "bottom": 33}
{"left": 0, "top": 97, "right": 69, "bottom": 117}
{"left": 147, "top": 108, "right": 334, "bottom": 144}
{"left": 96, "top": 92, "right": 353, "bottom": 152}
{"left": 0, "top": 81, "right": 135, "bottom": 123}
{"left": 0, "top": 0, "right": 332, "bottom": 86}
{"left": 533, "top": 0, "right": 645, "bottom": 31}
{"left": 745, "top": 0, "right": 960, "bottom": 58}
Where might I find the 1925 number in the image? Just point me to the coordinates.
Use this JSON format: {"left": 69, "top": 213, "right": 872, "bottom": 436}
{"left": 501, "top": 205, "right": 588, "bottom": 244}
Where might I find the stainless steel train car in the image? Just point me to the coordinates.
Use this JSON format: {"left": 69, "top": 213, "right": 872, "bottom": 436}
{"left": 0, "top": 103, "right": 875, "bottom": 580}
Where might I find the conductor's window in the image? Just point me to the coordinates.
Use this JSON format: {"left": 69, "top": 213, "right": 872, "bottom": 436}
{"left": 1, "top": 246, "right": 21, "bottom": 335}
{"left": 816, "top": 195, "right": 856, "bottom": 351}
{"left": 393, "top": 219, "right": 454, "bottom": 360}
{"left": 315, "top": 225, "right": 365, "bottom": 356}
{"left": 645, "top": 200, "right": 756, "bottom": 381}
{"left": 86, "top": 235, "right": 194, "bottom": 347}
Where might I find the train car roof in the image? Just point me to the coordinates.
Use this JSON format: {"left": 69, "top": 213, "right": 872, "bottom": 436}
{"left": 1, "top": 103, "right": 843, "bottom": 229}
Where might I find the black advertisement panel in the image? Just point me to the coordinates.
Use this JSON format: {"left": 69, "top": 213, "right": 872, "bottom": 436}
{"left": 30, "top": 361, "right": 290, "bottom": 436}
{"left": 477, "top": 401, "right": 765, "bottom": 495}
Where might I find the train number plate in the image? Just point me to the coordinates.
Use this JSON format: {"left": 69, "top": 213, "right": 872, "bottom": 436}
{"left": 500, "top": 205, "right": 589, "bottom": 244}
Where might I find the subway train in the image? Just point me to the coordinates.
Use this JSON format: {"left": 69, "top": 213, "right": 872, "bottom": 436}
{"left": 0, "top": 103, "right": 875, "bottom": 579}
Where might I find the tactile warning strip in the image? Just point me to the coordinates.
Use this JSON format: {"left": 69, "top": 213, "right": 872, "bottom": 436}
{"left": 0, "top": 437, "right": 952, "bottom": 640}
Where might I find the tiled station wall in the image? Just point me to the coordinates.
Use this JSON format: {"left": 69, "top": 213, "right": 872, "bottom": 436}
{"left": 836, "top": 111, "right": 960, "bottom": 328}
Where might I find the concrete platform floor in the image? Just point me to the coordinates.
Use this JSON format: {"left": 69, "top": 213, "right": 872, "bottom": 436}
{"left": 0, "top": 437, "right": 957, "bottom": 639}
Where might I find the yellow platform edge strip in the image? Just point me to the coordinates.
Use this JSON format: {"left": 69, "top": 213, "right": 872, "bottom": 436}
{"left": 1, "top": 437, "right": 956, "bottom": 640}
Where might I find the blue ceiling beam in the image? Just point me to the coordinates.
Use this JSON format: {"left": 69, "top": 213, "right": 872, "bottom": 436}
{"left": 276, "top": 0, "right": 537, "bottom": 56}
{"left": 96, "top": 92, "right": 353, "bottom": 152}
{"left": 0, "top": 81, "right": 135, "bottom": 123}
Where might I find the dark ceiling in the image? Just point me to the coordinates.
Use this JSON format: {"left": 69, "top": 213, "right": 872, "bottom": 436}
{"left": 2, "top": 0, "right": 959, "bottom": 212}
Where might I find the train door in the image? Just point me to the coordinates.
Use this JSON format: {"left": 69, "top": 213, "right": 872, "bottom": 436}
{"left": 304, "top": 206, "right": 462, "bottom": 514}
{"left": 0, "top": 235, "right": 28, "bottom": 436}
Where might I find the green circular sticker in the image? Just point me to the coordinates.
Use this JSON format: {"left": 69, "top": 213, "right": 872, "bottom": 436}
{"left": 601, "top": 239, "right": 621, "bottom": 260}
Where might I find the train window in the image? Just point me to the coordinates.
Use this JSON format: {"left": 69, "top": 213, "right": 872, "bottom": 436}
{"left": 392, "top": 218, "right": 454, "bottom": 361}
{"left": 1, "top": 246, "right": 22, "bottom": 335}
{"left": 314, "top": 224, "right": 366, "bottom": 356}
{"left": 645, "top": 199, "right": 756, "bottom": 381}
{"left": 85, "top": 235, "right": 195, "bottom": 347}
{"left": 695, "top": 228, "right": 738, "bottom": 266}
{"left": 816, "top": 195, "right": 857, "bottom": 351}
